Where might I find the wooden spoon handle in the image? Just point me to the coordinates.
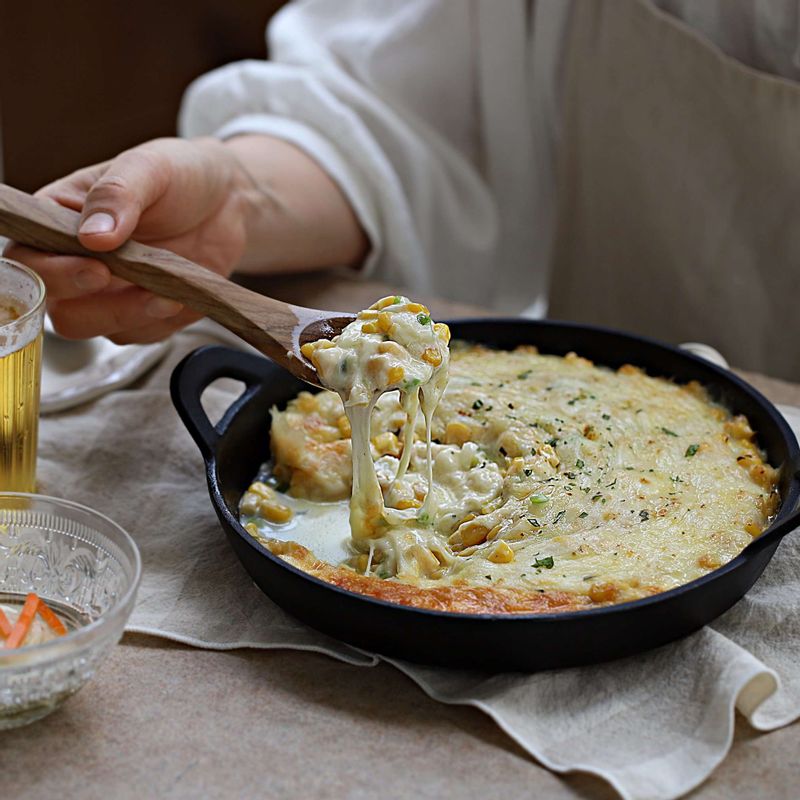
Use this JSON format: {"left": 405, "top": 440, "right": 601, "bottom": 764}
{"left": 0, "top": 183, "right": 311, "bottom": 365}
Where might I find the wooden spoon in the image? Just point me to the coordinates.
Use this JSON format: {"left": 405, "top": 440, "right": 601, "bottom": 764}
{"left": 0, "top": 183, "right": 355, "bottom": 386}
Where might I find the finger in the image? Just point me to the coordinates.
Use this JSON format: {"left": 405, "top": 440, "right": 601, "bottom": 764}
{"left": 2, "top": 243, "right": 128, "bottom": 301}
{"left": 35, "top": 161, "right": 110, "bottom": 212}
{"left": 76, "top": 147, "right": 171, "bottom": 253}
{"left": 107, "top": 309, "right": 203, "bottom": 345}
{"left": 48, "top": 287, "right": 185, "bottom": 339}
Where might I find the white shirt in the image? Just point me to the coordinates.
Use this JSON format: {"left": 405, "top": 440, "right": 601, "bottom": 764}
{"left": 180, "top": 0, "right": 800, "bottom": 316}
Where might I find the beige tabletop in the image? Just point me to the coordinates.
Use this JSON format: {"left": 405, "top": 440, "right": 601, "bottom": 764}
{"left": 4, "top": 274, "right": 799, "bottom": 800}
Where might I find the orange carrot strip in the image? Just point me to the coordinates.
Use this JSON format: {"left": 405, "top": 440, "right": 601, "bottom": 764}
{"left": 5, "top": 593, "right": 39, "bottom": 649}
{"left": 36, "top": 598, "right": 67, "bottom": 636}
{"left": 0, "top": 607, "right": 12, "bottom": 638}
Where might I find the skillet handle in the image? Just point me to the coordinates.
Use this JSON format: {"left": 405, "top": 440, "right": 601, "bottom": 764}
{"left": 170, "top": 345, "right": 272, "bottom": 460}
{"left": 744, "top": 504, "right": 800, "bottom": 556}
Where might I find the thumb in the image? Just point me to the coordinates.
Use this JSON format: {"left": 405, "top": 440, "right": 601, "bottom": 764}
{"left": 77, "top": 147, "right": 169, "bottom": 252}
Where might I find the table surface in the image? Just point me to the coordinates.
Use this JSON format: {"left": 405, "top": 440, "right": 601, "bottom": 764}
{"left": 4, "top": 274, "right": 799, "bottom": 800}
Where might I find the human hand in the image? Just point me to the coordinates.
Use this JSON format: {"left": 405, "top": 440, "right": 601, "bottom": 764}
{"left": 4, "top": 137, "right": 250, "bottom": 343}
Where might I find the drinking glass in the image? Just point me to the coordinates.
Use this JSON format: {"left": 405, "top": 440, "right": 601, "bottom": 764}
{"left": 0, "top": 258, "right": 46, "bottom": 491}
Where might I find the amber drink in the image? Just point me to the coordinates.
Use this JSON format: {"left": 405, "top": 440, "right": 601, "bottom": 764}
{"left": 0, "top": 259, "right": 45, "bottom": 492}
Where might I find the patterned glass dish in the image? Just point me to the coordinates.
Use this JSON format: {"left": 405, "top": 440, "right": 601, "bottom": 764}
{"left": 0, "top": 493, "right": 141, "bottom": 729}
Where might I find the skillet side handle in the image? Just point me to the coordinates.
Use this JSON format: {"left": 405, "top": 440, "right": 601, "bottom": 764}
{"left": 170, "top": 345, "right": 272, "bottom": 461}
{"left": 744, "top": 504, "right": 800, "bottom": 556}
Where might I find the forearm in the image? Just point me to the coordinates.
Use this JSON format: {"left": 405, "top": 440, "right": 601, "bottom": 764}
{"left": 223, "top": 134, "right": 369, "bottom": 274}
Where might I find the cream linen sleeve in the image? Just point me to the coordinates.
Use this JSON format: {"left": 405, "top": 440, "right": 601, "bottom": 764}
{"left": 179, "top": 0, "right": 497, "bottom": 295}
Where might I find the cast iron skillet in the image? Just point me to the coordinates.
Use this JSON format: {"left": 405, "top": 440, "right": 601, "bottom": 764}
{"left": 170, "top": 320, "right": 800, "bottom": 671}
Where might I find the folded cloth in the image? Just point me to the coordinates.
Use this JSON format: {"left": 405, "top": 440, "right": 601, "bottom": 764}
{"left": 36, "top": 322, "right": 800, "bottom": 800}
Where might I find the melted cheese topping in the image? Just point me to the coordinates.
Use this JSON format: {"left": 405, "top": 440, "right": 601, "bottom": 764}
{"left": 242, "top": 342, "right": 780, "bottom": 614}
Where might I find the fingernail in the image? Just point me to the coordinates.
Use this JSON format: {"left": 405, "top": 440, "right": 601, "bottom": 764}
{"left": 74, "top": 268, "right": 110, "bottom": 292}
{"left": 79, "top": 212, "right": 116, "bottom": 235}
{"left": 146, "top": 297, "right": 184, "bottom": 319}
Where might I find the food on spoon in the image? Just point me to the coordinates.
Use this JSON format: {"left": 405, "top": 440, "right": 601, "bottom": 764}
{"left": 240, "top": 301, "right": 780, "bottom": 614}
{"left": 299, "top": 295, "right": 449, "bottom": 550}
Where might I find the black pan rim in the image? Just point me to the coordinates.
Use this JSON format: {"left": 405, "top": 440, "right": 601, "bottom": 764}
{"left": 198, "top": 317, "right": 800, "bottom": 624}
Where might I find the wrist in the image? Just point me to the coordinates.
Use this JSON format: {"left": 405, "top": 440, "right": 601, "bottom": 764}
{"left": 218, "top": 133, "right": 369, "bottom": 274}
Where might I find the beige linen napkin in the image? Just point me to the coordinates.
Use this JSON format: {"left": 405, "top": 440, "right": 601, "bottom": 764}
{"left": 36, "top": 324, "right": 800, "bottom": 800}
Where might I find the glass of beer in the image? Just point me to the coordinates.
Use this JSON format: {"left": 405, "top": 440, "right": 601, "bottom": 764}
{"left": 0, "top": 258, "right": 45, "bottom": 492}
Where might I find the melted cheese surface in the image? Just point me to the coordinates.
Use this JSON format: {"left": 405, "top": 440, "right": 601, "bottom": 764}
{"left": 242, "top": 342, "right": 779, "bottom": 612}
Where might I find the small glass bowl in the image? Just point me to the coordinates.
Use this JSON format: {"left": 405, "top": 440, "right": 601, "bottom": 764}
{"left": 0, "top": 493, "right": 141, "bottom": 728}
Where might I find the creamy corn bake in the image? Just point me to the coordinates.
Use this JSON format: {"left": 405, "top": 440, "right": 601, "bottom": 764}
{"left": 240, "top": 301, "right": 779, "bottom": 615}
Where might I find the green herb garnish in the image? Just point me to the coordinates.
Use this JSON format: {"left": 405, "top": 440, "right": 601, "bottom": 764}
{"left": 576, "top": 458, "right": 585, "bottom": 470}
{"left": 553, "top": 510, "right": 566, "bottom": 524}
{"left": 533, "top": 556, "right": 555, "bottom": 569}
{"left": 472, "top": 399, "right": 484, "bottom": 410}
{"left": 661, "top": 427, "right": 678, "bottom": 437}
{"left": 579, "top": 511, "right": 589, "bottom": 518}
{"left": 517, "top": 370, "right": 532, "bottom": 380}
{"left": 417, "top": 313, "right": 431, "bottom": 325}
{"left": 685, "top": 444, "right": 700, "bottom": 457}
{"left": 529, "top": 494, "right": 549, "bottom": 505}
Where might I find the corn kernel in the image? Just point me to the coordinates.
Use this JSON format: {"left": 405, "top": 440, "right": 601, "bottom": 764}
{"left": 509, "top": 457, "right": 526, "bottom": 475}
{"left": 245, "top": 522, "right": 259, "bottom": 537}
{"left": 249, "top": 482, "right": 275, "bottom": 501}
{"left": 361, "top": 321, "right": 380, "bottom": 334}
{"left": 379, "top": 341, "right": 404, "bottom": 356}
{"left": 377, "top": 312, "right": 394, "bottom": 333}
{"left": 698, "top": 554, "right": 721, "bottom": 570}
{"left": 372, "top": 431, "right": 401, "bottom": 456}
{"left": 453, "top": 522, "right": 489, "bottom": 547}
{"left": 300, "top": 342, "right": 316, "bottom": 359}
{"left": 445, "top": 421, "right": 471, "bottom": 445}
{"left": 406, "top": 302, "right": 428, "bottom": 314}
{"left": 413, "top": 545, "right": 441, "bottom": 576}
{"left": 374, "top": 295, "right": 402, "bottom": 310}
{"left": 259, "top": 500, "right": 293, "bottom": 524}
{"left": 240, "top": 492, "right": 260, "bottom": 516}
{"left": 421, "top": 347, "right": 442, "bottom": 367}
{"left": 744, "top": 521, "right": 761, "bottom": 536}
{"left": 588, "top": 583, "right": 618, "bottom": 603}
{"left": 489, "top": 540, "right": 514, "bottom": 563}
{"left": 337, "top": 415, "right": 352, "bottom": 437}
{"left": 387, "top": 365, "right": 405, "bottom": 384}
{"left": 433, "top": 323, "right": 451, "bottom": 343}
{"left": 296, "top": 392, "right": 317, "bottom": 413}
{"left": 395, "top": 498, "right": 422, "bottom": 510}
{"left": 725, "top": 415, "right": 755, "bottom": 441}
{"left": 487, "top": 522, "right": 504, "bottom": 541}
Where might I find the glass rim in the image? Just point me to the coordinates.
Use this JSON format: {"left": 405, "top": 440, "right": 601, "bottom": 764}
{"left": 0, "top": 257, "right": 46, "bottom": 336}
